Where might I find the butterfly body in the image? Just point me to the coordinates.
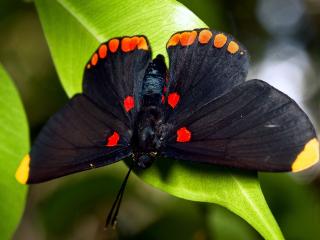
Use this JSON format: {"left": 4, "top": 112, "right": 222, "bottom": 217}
{"left": 133, "top": 54, "right": 168, "bottom": 169}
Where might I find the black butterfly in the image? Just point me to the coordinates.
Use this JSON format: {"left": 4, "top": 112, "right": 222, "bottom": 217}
{"left": 16, "top": 28, "right": 319, "bottom": 227}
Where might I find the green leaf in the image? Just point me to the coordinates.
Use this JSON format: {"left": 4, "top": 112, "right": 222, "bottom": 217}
{"left": 0, "top": 64, "right": 29, "bottom": 240}
{"left": 139, "top": 160, "right": 283, "bottom": 240}
{"left": 35, "top": 0, "right": 206, "bottom": 96}
{"left": 34, "top": 0, "right": 284, "bottom": 239}
{"left": 208, "top": 205, "right": 262, "bottom": 240}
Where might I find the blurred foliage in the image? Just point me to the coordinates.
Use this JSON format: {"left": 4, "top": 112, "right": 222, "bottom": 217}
{"left": 0, "top": 64, "right": 29, "bottom": 239}
{"left": 261, "top": 173, "right": 320, "bottom": 240}
{"left": 0, "top": 0, "right": 68, "bottom": 135}
{"left": 0, "top": 0, "right": 319, "bottom": 239}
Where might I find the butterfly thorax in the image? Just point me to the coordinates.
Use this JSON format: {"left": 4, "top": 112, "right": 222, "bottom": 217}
{"left": 132, "top": 55, "right": 167, "bottom": 169}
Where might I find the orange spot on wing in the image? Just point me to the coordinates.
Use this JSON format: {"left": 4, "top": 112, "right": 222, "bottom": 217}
{"left": 121, "top": 37, "right": 132, "bottom": 52}
{"left": 180, "top": 31, "right": 197, "bottom": 46}
{"left": 130, "top": 36, "right": 140, "bottom": 50}
{"left": 137, "top": 37, "right": 148, "bottom": 50}
{"left": 108, "top": 39, "right": 120, "bottom": 53}
{"left": 106, "top": 131, "right": 120, "bottom": 147}
{"left": 124, "top": 96, "right": 135, "bottom": 112}
{"left": 198, "top": 29, "right": 212, "bottom": 44}
{"left": 213, "top": 33, "right": 227, "bottom": 48}
{"left": 168, "top": 92, "right": 180, "bottom": 109}
{"left": 176, "top": 127, "right": 191, "bottom": 142}
{"left": 98, "top": 44, "right": 107, "bottom": 58}
{"left": 86, "top": 64, "right": 91, "bottom": 69}
{"left": 91, "top": 53, "right": 98, "bottom": 66}
{"left": 227, "top": 41, "right": 240, "bottom": 54}
{"left": 167, "top": 33, "right": 180, "bottom": 48}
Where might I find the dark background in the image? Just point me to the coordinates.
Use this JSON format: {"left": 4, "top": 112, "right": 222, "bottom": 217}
{"left": 1, "top": 0, "right": 320, "bottom": 239}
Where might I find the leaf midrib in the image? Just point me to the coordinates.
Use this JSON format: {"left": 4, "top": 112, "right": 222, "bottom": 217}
{"left": 230, "top": 174, "right": 282, "bottom": 239}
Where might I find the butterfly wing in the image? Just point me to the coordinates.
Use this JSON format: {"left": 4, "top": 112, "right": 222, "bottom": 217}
{"left": 83, "top": 35, "right": 151, "bottom": 127}
{"left": 162, "top": 29, "right": 319, "bottom": 172}
{"left": 15, "top": 94, "right": 132, "bottom": 184}
{"left": 164, "top": 28, "right": 249, "bottom": 122}
{"left": 163, "top": 80, "right": 319, "bottom": 172}
{"left": 16, "top": 36, "right": 152, "bottom": 184}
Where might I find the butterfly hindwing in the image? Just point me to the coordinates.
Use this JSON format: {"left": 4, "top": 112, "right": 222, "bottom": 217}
{"left": 162, "top": 80, "right": 318, "bottom": 172}
{"left": 17, "top": 94, "right": 132, "bottom": 184}
{"left": 83, "top": 36, "right": 151, "bottom": 127}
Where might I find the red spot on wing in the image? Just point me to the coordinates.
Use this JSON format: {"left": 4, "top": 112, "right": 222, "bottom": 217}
{"left": 124, "top": 96, "right": 134, "bottom": 112}
{"left": 106, "top": 131, "right": 120, "bottom": 147}
{"left": 168, "top": 92, "right": 180, "bottom": 109}
{"left": 176, "top": 127, "right": 191, "bottom": 142}
{"left": 161, "top": 94, "right": 165, "bottom": 104}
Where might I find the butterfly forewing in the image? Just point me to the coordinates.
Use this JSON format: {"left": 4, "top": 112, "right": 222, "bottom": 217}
{"left": 164, "top": 29, "right": 249, "bottom": 123}
{"left": 83, "top": 36, "right": 151, "bottom": 127}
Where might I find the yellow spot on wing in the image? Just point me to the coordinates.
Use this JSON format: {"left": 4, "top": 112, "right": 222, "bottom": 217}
{"left": 15, "top": 154, "right": 30, "bottom": 184}
{"left": 292, "top": 138, "right": 319, "bottom": 172}
{"left": 137, "top": 37, "right": 148, "bottom": 50}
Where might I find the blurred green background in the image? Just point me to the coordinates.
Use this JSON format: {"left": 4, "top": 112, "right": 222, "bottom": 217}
{"left": 1, "top": 0, "right": 320, "bottom": 239}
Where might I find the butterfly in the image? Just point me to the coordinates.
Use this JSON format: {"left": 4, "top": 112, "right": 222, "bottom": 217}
{"left": 15, "top": 28, "right": 319, "bottom": 227}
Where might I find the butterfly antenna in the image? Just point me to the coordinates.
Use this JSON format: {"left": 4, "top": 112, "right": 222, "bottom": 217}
{"left": 105, "top": 167, "right": 132, "bottom": 229}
